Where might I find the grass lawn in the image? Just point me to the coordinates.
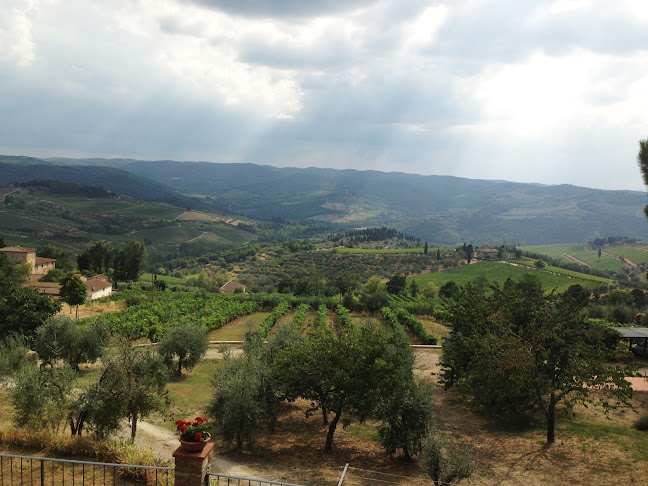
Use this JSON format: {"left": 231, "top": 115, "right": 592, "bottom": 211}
{"left": 419, "top": 318, "right": 450, "bottom": 340}
{"left": 157, "top": 358, "right": 222, "bottom": 433}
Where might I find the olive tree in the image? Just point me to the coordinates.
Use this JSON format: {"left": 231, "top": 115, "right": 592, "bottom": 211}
{"left": 157, "top": 321, "right": 208, "bottom": 376}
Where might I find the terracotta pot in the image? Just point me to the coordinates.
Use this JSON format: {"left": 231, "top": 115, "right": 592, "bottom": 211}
{"left": 178, "top": 433, "right": 211, "bottom": 452}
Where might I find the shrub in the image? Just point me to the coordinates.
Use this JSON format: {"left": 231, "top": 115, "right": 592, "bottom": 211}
{"left": 421, "top": 430, "right": 476, "bottom": 485}
{"left": 0, "top": 334, "right": 35, "bottom": 378}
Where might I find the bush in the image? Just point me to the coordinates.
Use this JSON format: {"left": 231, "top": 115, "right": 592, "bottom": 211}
{"left": 11, "top": 364, "right": 76, "bottom": 430}
{"left": 376, "top": 380, "right": 434, "bottom": 460}
{"left": 0, "top": 334, "right": 35, "bottom": 378}
{"left": 421, "top": 430, "right": 476, "bottom": 485}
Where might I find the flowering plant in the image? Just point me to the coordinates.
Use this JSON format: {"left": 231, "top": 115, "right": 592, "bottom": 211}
{"left": 175, "top": 417, "right": 211, "bottom": 442}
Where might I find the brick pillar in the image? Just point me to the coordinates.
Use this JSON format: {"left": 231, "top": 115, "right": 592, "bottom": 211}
{"left": 173, "top": 443, "right": 214, "bottom": 486}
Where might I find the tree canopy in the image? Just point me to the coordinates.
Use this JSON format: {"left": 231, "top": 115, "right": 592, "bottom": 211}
{"left": 441, "top": 276, "right": 632, "bottom": 444}
{"left": 59, "top": 274, "right": 87, "bottom": 318}
{"left": 274, "top": 320, "right": 414, "bottom": 452}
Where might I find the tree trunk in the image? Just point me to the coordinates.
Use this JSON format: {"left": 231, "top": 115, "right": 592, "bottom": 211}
{"left": 75, "top": 304, "right": 79, "bottom": 319}
{"left": 131, "top": 410, "right": 138, "bottom": 442}
{"left": 322, "top": 406, "right": 328, "bottom": 425}
{"left": 546, "top": 394, "right": 556, "bottom": 445}
{"left": 236, "top": 432, "right": 243, "bottom": 450}
{"left": 403, "top": 445, "right": 411, "bottom": 462}
{"left": 325, "top": 404, "right": 343, "bottom": 452}
{"left": 177, "top": 359, "right": 183, "bottom": 376}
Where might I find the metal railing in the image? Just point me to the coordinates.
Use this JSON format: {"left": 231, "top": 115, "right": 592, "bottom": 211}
{"left": 0, "top": 453, "right": 174, "bottom": 486}
{"left": 205, "top": 473, "right": 306, "bottom": 486}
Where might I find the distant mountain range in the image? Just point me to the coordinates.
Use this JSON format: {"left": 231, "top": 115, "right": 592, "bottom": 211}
{"left": 2, "top": 154, "right": 647, "bottom": 245}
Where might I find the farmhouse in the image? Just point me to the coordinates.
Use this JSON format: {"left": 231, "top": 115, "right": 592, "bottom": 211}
{"left": 0, "top": 245, "right": 56, "bottom": 275}
{"left": 83, "top": 275, "right": 113, "bottom": 300}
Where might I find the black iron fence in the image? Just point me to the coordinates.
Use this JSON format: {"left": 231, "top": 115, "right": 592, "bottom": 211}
{"left": 205, "top": 473, "right": 306, "bottom": 486}
{"left": 0, "top": 453, "right": 174, "bottom": 486}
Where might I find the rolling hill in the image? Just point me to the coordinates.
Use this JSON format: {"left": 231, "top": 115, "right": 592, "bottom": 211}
{"left": 2, "top": 155, "right": 648, "bottom": 245}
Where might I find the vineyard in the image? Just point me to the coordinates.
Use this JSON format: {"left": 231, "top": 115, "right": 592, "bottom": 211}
{"left": 94, "top": 294, "right": 259, "bottom": 340}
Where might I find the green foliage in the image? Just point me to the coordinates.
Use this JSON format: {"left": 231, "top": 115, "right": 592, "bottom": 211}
{"left": 40, "top": 268, "right": 66, "bottom": 282}
{"left": 638, "top": 138, "right": 648, "bottom": 217}
{"left": 114, "top": 240, "right": 148, "bottom": 281}
{"left": 334, "top": 304, "right": 354, "bottom": 330}
{"left": 421, "top": 430, "right": 476, "bottom": 486}
{"left": 59, "top": 274, "right": 87, "bottom": 317}
{"left": 394, "top": 307, "right": 437, "bottom": 345}
{"left": 360, "top": 290, "right": 390, "bottom": 315}
{"left": 292, "top": 303, "right": 310, "bottom": 331}
{"left": 96, "top": 294, "right": 259, "bottom": 340}
{"left": 34, "top": 317, "right": 109, "bottom": 370}
{"left": 315, "top": 304, "right": 328, "bottom": 327}
{"left": 11, "top": 364, "right": 76, "bottom": 431}
{"left": 441, "top": 276, "right": 635, "bottom": 444}
{"left": 38, "top": 243, "right": 73, "bottom": 272}
{"left": 158, "top": 321, "right": 208, "bottom": 375}
{"left": 386, "top": 273, "right": 407, "bottom": 295}
{"left": 207, "top": 333, "right": 278, "bottom": 449}
{"left": 185, "top": 269, "right": 230, "bottom": 292}
{"left": 87, "top": 341, "right": 170, "bottom": 440}
{"left": 274, "top": 321, "right": 414, "bottom": 452}
{"left": 0, "top": 334, "right": 35, "bottom": 378}
{"left": 376, "top": 380, "right": 434, "bottom": 460}
{"left": 258, "top": 301, "right": 291, "bottom": 339}
{"left": 422, "top": 282, "right": 439, "bottom": 298}
{"left": 0, "top": 271, "right": 60, "bottom": 340}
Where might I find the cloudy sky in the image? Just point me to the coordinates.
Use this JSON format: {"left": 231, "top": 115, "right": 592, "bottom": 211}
{"left": 1, "top": 0, "right": 648, "bottom": 191}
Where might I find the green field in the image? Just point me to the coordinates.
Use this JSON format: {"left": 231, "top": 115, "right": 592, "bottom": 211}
{"left": 117, "top": 205, "right": 184, "bottom": 219}
{"left": 131, "top": 225, "right": 203, "bottom": 245}
{"left": 330, "top": 247, "right": 450, "bottom": 255}
{"left": 47, "top": 197, "right": 135, "bottom": 212}
{"left": 522, "top": 244, "right": 625, "bottom": 272}
{"left": 412, "top": 261, "right": 605, "bottom": 292}
{"left": 602, "top": 247, "right": 648, "bottom": 265}
{"left": 182, "top": 228, "right": 255, "bottom": 253}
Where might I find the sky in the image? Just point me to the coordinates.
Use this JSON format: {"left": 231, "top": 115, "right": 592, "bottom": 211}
{"left": 1, "top": 0, "right": 648, "bottom": 191}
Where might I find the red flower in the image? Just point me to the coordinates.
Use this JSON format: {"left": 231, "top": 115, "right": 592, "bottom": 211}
{"left": 195, "top": 432, "right": 202, "bottom": 441}
{"left": 180, "top": 425, "right": 187, "bottom": 433}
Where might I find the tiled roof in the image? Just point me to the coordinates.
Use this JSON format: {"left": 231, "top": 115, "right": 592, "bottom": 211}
{"left": 35, "top": 257, "right": 56, "bottom": 265}
{"left": 0, "top": 246, "right": 37, "bottom": 253}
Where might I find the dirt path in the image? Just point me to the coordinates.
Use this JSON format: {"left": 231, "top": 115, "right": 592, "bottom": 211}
{"left": 561, "top": 253, "right": 590, "bottom": 267}
{"left": 120, "top": 419, "right": 263, "bottom": 478}
{"left": 185, "top": 232, "right": 208, "bottom": 244}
